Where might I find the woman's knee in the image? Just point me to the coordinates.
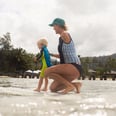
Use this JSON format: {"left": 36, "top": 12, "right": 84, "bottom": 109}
{"left": 44, "top": 67, "right": 55, "bottom": 77}
{"left": 49, "top": 82, "right": 57, "bottom": 92}
{"left": 50, "top": 85, "right": 56, "bottom": 92}
{"left": 44, "top": 66, "right": 56, "bottom": 77}
{"left": 49, "top": 81, "right": 59, "bottom": 92}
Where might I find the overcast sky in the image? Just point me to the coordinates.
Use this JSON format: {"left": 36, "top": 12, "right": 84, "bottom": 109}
{"left": 0, "top": 0, "right": 116, "bottom": 57}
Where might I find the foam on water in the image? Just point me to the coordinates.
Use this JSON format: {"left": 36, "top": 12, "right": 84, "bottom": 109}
{"left": 0, "top": 77, "right": 116, "bottom": 116}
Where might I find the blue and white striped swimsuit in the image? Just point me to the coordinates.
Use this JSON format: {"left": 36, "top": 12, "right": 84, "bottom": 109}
{"left": 58, "top": 35, "right": 81, "bottom": 65}
{"left": 58, "top": 34, "right": 82, "bottom": 75}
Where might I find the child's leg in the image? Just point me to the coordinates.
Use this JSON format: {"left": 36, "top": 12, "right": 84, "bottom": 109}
{"left": 34, "top": 77, "right": 43, "bottom": 92}
{"left": 42, "top": 77, "right": 48, "bottom": 91}
{"left": 34, "top": 66, "right": 45, "bottom": 92}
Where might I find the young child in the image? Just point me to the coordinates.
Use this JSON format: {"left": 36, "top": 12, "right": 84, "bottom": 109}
{"left": 34, "top": 38, "right": 52, "bottom": 92}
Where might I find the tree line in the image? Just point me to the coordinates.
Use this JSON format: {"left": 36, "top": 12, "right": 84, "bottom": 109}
{"left": 0, "top": 32, "right": 116, "bottom": 77}
{"left": 0, "top": 32, "right": 58, "bottom": 76}
{"left": 81, "top": 54, "right": 116, "bottom": 76}
{"left": 0, "top": 32, "right": 38, "bottom": 74}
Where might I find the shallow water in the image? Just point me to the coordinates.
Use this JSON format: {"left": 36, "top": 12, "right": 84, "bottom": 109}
{"left": 0, "top": 77, "right": 116, "bottom": 116}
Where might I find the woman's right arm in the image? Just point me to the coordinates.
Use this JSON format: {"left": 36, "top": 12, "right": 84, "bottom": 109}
{"left": 50, "top": 53, "right": 60, "bottom": 58}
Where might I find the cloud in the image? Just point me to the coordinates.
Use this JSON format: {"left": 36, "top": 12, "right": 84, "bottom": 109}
{"left": 0, "top": 0, "right": 58, "bottom": 53}
{"left": 54, "top": 0, "right": 116, "bottom": 56}
{"left": 56, "top": 0, "right": 110, "bottom": 15}
{"left": 0, "top": 0, "right": 116, "bottom": 56}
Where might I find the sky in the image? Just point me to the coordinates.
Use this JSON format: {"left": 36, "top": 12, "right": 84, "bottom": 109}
{"left": 0, "top": 0, "right": 116, "bottom": 57}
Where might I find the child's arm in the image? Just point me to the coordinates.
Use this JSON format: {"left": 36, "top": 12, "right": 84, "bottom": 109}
{"left": 50, "top": 53, "right": 60, "bottom": 58}
{"left": 36, "top": 49, "right": 43, "bottom": 61}
{"left": 34, "top": 56, "right": 37, "bottom": 62}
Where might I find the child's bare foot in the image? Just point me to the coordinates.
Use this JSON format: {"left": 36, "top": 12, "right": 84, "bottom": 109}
{"left": 61, "top": 86, "right": 75, "bottom": 94}
{"left": 34, "top": 88, "right": 40, "bottom": 92}
{"left": 73, "top": 82, "right": 82, "bottom": 93}
{"left": 41, "top": 88, "right": 47, "bottom": 91}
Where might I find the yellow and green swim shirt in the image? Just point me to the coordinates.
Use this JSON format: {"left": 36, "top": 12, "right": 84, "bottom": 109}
{"left": 40, "top": 53, "right": 47, "bottom": 77}
{"left": 36, "top": 46, "right": 52, "bottom": 78}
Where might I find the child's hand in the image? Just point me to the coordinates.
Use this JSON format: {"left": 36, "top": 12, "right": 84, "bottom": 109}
{"left": 33, "top": 57, "right": 37, "bottom": 62}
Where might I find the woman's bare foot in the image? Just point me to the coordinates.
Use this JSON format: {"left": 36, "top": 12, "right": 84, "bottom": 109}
{"left": 61, "top": 86, "right": 75, "bottom": 94}
{"left": 34, "top": 88, "right": 40, "bottom": 92}
{"left": 73, "top": 82, "right": 82, "bottom": 93}
{"left": 41, "top": 88, "right": 47, "bottom": 91}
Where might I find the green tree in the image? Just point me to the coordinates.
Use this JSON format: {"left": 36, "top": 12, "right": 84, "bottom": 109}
{"left": 0, "top": 32, "right": 37, "bottom": 74}
{"left": 106, "top": 57, "right": 116, "bottom": 71}
{"left": 0, "top": 32, "right": 13, "bottom": 50}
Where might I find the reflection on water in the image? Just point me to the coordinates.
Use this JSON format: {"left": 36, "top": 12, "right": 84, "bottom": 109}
{"left": 0, "top": 77, "right": 116, "bottom": 116}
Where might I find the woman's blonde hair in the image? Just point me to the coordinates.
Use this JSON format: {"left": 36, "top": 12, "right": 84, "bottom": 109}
{"left": 60, "top": 25, "right": 68, "bottom": 31}
{"left": 37, "top": 38, "right": 48, "bottom": 47}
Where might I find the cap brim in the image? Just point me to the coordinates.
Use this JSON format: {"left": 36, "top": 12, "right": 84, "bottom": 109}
{"left": 49, "top": 24, "right": 54, "bottom": 26}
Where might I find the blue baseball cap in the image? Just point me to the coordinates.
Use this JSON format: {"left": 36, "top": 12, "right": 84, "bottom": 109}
{"left": 49, "top": 18, "right": 65, "bottom": 27}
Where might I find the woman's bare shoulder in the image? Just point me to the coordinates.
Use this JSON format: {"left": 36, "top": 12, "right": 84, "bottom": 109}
{"left": 61, "top": 32, "right": 70, "bottom": 43}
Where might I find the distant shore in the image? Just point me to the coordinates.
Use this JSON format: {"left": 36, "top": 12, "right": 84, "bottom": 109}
{"left": 0, "top": 72, "right": 19, "bottom": 78}
{"left": 0, "top": 76, "right": 10, "bottom": 78}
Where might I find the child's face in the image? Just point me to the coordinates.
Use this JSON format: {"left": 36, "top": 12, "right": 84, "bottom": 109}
{"left": 38, "top": 43, "right": 43, "bottom": 49}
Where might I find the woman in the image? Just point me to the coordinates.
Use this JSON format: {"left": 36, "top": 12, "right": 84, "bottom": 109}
{"left": 44, "top": 18, "right": 82, "bottom": 94}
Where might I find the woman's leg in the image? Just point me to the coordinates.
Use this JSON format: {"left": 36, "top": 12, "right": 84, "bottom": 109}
{"left": 45, "top": 64, "right": 80, "bottom": 81}
{"left": 45, "top": 64, "right": 82, "bottom": 93}
{"left": 49, "top": 73, "right": 75, "bottom": 94}
{"left": 49, "top": 80, "right": 65, "bottom": 92}
{"left": 50, "top": 81, "right": 82, "bottom": 93}
{"left": 72, "top": 82, "right": 82, "bottom": 93}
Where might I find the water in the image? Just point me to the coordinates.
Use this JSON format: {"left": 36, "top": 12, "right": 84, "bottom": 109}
{"left": 0, "top": 77, "right": 116, "bottom": 116}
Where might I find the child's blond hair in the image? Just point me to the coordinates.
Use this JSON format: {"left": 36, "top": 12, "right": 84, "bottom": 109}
{"left": 37, "top": 38, "right": 48, "bottom": 47}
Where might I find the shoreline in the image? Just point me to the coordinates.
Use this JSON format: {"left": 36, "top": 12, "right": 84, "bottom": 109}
{"left": 0, "top": 75, "right": 115, "bottom": 81}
